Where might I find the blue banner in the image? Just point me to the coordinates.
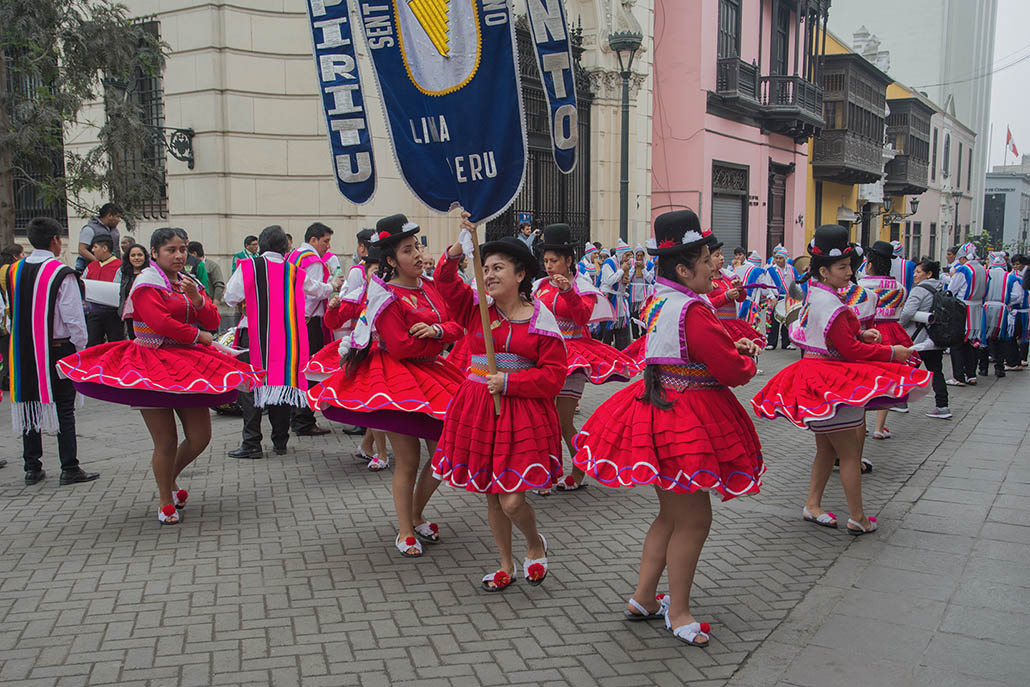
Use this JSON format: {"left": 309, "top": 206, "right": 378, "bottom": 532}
{"left": 305, "top": 0, "right": 376, "bottom": 204}
{"left": 526, "top": 0, "right": 578, "bottom": 174}
{"left": 356, "top": 0, "right": 526, "bottom": 223}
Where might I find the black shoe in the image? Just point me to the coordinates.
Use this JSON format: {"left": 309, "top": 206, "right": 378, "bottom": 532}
{"left": 996, "top": 370, "right": 1006, "bottom": 378}
{"left": 338, "top": 424, "right": 365, "bottom": 436}
{"left": 25, "top": 469, "right": 45, "bottom": 485}
{"left": 0, "top": 459, "right": 7, "bottom": 469}
{"left": 228, "top": 446, "right": 264, "bottom": 459}
{"left": 295, "top": 425, "right": 331, "bottom": 437}
{"left": 273, "top": 446, "right": 288, "bottom": 455}
{"left": 59, "top": 469, "right": 99, "bottom": 485}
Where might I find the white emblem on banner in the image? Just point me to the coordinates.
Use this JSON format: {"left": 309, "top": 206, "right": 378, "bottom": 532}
{"left": 397, "top": 0, "right": 480, "bottom": 94}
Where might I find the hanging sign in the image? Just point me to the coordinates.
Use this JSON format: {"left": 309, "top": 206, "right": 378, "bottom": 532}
{"left": 305, "top": 0, "right": 377, "bottom": 204}
{"left": 525, "top": 0, "right": 578, "bottom": 173}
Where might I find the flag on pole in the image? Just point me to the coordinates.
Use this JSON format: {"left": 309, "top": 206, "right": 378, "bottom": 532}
{"left": 1007, "top": 126, "right": 1019, "bottom": 157}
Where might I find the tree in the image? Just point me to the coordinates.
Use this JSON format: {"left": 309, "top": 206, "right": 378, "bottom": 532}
{"left": 0, "top": 0, "right": 164, "bottom": 247}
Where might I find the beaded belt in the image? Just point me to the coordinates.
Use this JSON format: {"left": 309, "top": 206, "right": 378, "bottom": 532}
{"left": 553, "top": 316, "right": 584, "bottom": 339}
{"left": 801, "top": 350, "right": 844, "bottom": 361}
{"left": 655, "top": 363, "right": 721, "bottom": 391}
{"left": 468, "top": 352, "right": 534, "bottom": 383}
{"left": 132, "top": 321, "right": 166, "bottom": 348}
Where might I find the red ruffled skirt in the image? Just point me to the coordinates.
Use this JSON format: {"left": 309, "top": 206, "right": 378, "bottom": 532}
{"left": 872, "top": 321, "right": 920, "bottom": 366}
{"left": 573, "top": 380, "right": 764, "bottom": 501}
{"left": 307, "top": 349, "right": 463, "bottom": 439}
{"left": 567, "top": 337, "right": 640, "bottom": 383}
{"left": 304, "top": 338, "right": 343, "bottom": 381}
{"left": 719, "top": 317, "right": 767, "bottom": 348}
{"left": 623, "top": 336, "right": 646, "bottom": 368}
{"left": 751, "top": 357, "right": 932, "bottom": 429}
{"left": 432, "top": 381, "right": 562, "bottom": 493}
{"left": 57, "top": 341, "right": 262, "bottom": 408}
{"left": 446, "top": 334, "right": 471, "bottom": 374}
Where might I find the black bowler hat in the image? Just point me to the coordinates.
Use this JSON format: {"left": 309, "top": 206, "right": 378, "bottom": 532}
{"left": 372, "top": 214, "right": 419, "bottom": 246}
{"left": 356, "top": 228, "right": 375, "bottom": 243}
{"left": 868, "top": 240, "right": 894, "bottom": 259}
{"left": 807, "top": 224, "right": 856, "bottom": 259}
{"left": 480, "top": 236, "right": 539, "bottom": 281}
{"left": 646, "top": 209, "right": 714, "bottom": 256}
{"left": 365, "top": 244, "right": 382, "bottom": 264}
{"left": 538, "top": 223, "right": 575, "bottom": 251}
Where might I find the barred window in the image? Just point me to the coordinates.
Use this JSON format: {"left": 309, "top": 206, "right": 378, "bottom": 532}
{"left": 718, "top": 0, "right": 741, "bottom": 59}
{"left": 107, "top": 19, "right": 167, "bottom": 220}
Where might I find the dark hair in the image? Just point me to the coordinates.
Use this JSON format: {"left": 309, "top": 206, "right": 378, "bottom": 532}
{"left": 639, "top": 244, "right": 706, "bottom": 409}
{"left": 150, "top": 227, "right": 189, "bottom": 253}
{"left": 734, "top": 247, "right": 746, "bottom": 255}
{"left": 26, "top": 217, "right": 64, "bottom": 249}
{"left": 119, "top": 243, "right": 150, "bottom": 302}
{"left": 286, "top": 233, "right": 293, "bottom": 242}
{"left": 592, "top": 241, "right": 602, "bottom": 250}
{"left": 98, "top": 202, "right": 122, "bottom": 218}
{"left": 258, "top": 225, "right": 290, "bottom": 255}
{"left": 482, "top": 247, "right": 533, "bottom": 300}
{"left": 91, "top": 236, "right": 114, "bottom": 252}
{"left": 947, "top": 245, "right": 958, "bottom": 255}
{"left": 5, "top": 243, "right": 24, "bottom": 258}
{"left": 244, "top": 235, "right": 258, "bottom": 247}
{"left": 305, "top": 222, "right": 333, "bottom": 243}
{"left": 866, "top": 251, "right": 892, "bottom": 277}
{"left": 187, "top": 240, "right": 205, "bottom": 257}
{"left": 916, "top": 259, "right": 940, "bottom": 279}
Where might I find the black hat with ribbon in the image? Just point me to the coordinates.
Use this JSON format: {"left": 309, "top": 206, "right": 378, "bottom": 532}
{"left": 807, "top": 224, "right": 856, "bottom": 259}
{"left": 868, "top": 240, "right": 895, "bottom": 259}
{"left": 371, "top": 214, "right": 420, "bottom": 247}
{"left": 356, "top": 228, "right": 375, "bottom": 243}
{"left": 537, "top": 223, "right": 575, "bottom": 252}
{"left": 646, "top": 209, "right": 715, "bottom": 256}
{"left": 480, "top": 236, "right": 539, "bottom": 281}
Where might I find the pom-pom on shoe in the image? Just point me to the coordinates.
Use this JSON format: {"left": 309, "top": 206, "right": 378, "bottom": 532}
{"left": 802, "top": 507, "right": 837, "bottom": 529}
{"left": 523, "top": 533, "right": 549, "bottom": 586}
{"left": 173, "top": 489, "right": 188, "bottom": 509}
{"left": 665, "top": 614, "right": 710, "bottom": 648}
{"left": 414, "top": 521, "right": 440, "bottom": 544}
{"left": 158, "top": 504, "right": 180, "bottom": 526}
{"left": 624, "top": 593, "right": 671, "bottom": 621}
{"left": 395, "top": 534, "right": 423, "bottom": 557}
{"left": 482, "top": 564, "right": 517, "bottom": 592}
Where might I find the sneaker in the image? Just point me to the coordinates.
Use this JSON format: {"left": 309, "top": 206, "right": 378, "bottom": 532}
{"left": 784, "top": 344, "right": 797, "bottom": 350}
{"left": 764, "top": 345, "right": 775, "bottom": 351}
{"left": 888, "top": 405, "right": 909, "bottom": 413}
{"left": 926, "top": 407, "right": 953, "bottom": 419}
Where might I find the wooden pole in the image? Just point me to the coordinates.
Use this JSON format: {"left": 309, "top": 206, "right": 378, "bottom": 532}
{"left": 468, "top": 223, "right": 502, "bottom": 415}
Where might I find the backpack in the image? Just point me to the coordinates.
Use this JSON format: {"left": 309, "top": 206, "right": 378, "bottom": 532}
{"left": 915, "top": 282, "right": 967, "bottom": 348}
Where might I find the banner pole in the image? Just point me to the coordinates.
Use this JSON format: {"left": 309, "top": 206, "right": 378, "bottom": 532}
{"left": 468, "top": 223, "right": 502, "bottom": 415}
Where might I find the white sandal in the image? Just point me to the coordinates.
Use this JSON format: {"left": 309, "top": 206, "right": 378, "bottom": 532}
{"left": 482, "top": 563, "right": 517, "bottom": 592}
{"left": 173, "top": 488, "right": 188, "bottom": 509}
{"left": 395, "top": 534, "right": 423, "bottom": 557}
{"left": 367, "top": 455, "right": 389, "bottom": 471}
{"left": 158, "top": 504, "right": 180, "bottom": 526}
{"left": 802, "top": 507, "right": 837, "bottom": 529}
{"left": 665, "top": 614, "right": 711, "bottom": 648}
{"left": 556, "top": 475, "right": 584, "bottom": 491}
{"left": 624, "top": 593, "right": 670, "bottom": 621}
{"left": 846, "top": 517, "right": 878, "bottom": 536}
{"left": 413, "top": 521, "right": 440, "bottom": 544}
{"left": 523, "top": 533, "right": 548, "bottom": 586}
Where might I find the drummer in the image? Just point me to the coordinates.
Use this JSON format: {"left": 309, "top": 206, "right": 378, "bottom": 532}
{"left": 765, "top": 245, "right": 798, "bottom": 351}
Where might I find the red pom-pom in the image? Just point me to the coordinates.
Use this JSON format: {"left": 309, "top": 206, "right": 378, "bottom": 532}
{"left": 527, "top": 562, "right": 546, "bottom": 580}
{"left": 405, "top": 536, "right": 416, "bottom": 546}
{"left": 429, "top": 522, "right": 439, "bottom": 533}
{"left": 658, "top": 239, "right": 677, "bottom": 249}
{"left": 563, "top": 475, "right": 576, "bottom": 487}
{"left": 699, "top": 622, "right": 711, "bottom": 633}
{"left": 492, "top": 571, "right": 510, "bottom": 587}
{"left": 827, "top": 512, "right": 836, "bottom": 519}
{"left": 655, "top": 593, "right": 666, "bottom": 601}
{"left": 175, "top": 489, "right": 188, "bottom": 501}
{"left": 161, "top": 504, "right": 177, "bottom": 517}
{"left": 869, "top": 516, "right": 877, "bottom": 522}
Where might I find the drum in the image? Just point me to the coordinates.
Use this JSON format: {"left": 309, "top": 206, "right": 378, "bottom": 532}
{"left": 774, "top": 298, "right": 804, "bottom": 324}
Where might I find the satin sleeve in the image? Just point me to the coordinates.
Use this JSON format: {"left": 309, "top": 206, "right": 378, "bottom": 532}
{"left": 826, "top": 309, "right": 893, "bottom": 362}
{"left": 502, "top": 333, "right": 567, "bottom": 398}
{"left": 683, "top": 305, "right": 756, "bottom": 387}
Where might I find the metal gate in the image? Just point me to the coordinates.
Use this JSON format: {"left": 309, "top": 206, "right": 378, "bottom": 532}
{"left": 486, "top": 18, "right": 593, "bottom": 251}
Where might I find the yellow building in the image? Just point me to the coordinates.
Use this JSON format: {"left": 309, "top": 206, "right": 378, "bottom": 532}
{"left": 805, "top": 32, "right": 931, "bottom": 249}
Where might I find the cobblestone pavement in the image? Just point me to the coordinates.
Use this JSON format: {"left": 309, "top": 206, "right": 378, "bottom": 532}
{"left": 0, "top": 350, "right": 1024, "bottom": 686}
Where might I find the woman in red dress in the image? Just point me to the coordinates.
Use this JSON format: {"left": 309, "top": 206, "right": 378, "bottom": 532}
{"left": 432, "top": 221, "right": 566, "bottom": 590}
{"left": 708, "top": 242, "right": 766, "bottom": 348}
{"left": 574, "top": 210, "right": 765, "bottom": 648}
{"left": 58, "top": 227, "right": 262, "bottom": 525}
{"left": 533, "top": 223, "right": 640, "bottom": 492}
{"left": 859, "top": 241, "right": 919, "bottom": 441}
{"left": 752, "top": 225, "right": 930, "bottom": 535}
{"left": 307, "top": 215, "right": 465, "bottom": 557}
{"left": 306, "top": 247, "right": 389, "bottom": 470}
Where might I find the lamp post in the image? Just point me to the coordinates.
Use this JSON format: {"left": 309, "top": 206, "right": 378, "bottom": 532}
{"left": 609, "top": 30, "right": 643, "bottom": 244}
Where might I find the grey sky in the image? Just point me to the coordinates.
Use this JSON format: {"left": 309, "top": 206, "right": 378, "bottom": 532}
{"left": 987, "top": 0, "right": 1030, "bottom": 169}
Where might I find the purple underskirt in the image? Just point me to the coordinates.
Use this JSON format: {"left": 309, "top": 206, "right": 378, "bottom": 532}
{"left": 73, "top": 381, "right": 239, "bottom": 409}
{"left": 323, "top": 406, "right": 442, "bottom": 441}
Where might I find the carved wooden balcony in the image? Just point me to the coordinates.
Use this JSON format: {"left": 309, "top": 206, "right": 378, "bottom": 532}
{"left": 884, "top": 154, "right": 929, "bottom": 196}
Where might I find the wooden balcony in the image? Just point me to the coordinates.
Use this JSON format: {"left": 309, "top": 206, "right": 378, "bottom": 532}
{"left": 884, "top": 154, "right": 929, "bottom": 195}
{"left": 716, "top": 57, "right": 760, "bottom": 102}
{"left": 811, "top": 130, "right": 885, "bottom": 184}
{"left": 759, "top": 75, "right": 825, "bottom": 142}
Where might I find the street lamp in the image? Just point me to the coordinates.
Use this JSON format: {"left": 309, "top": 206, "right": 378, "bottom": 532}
{"left": 609, "top": 30, "right": 643, "bottom": 244}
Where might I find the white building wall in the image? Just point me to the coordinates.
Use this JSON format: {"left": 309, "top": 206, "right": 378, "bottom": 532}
{"left": 828, "top": 0, "right": 998, "bottom": 237}
{"left": 63, "top": 0, "right": 655, "bottom": 268}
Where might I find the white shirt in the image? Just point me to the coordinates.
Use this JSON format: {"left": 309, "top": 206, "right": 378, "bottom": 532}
{"left": 296, "top": 242, "right": 336, "bottom": 318}
{"left": 26, "top": 250, "right": 88, "bottom": 351}
{"left": 223, "top": 251, "right": 327, "bottom": 329}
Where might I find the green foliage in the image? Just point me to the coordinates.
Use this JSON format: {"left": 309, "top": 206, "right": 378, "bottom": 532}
{"left": 1, "top": 0, "right": 165, "bottom": 225}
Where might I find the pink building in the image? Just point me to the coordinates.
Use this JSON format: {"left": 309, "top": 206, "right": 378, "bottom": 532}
{"left": 652, "top": 0, "right": 830, "bottom": 257}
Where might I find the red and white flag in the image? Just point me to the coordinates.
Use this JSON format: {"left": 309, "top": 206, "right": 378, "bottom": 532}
{"left": 1007, "top": 126, "right": 1019, "bottom": 157}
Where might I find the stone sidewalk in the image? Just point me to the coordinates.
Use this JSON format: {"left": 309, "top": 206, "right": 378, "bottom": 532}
{"left": 0, "top": 350, "right": 1026, "bottom": 686}
{"left": 730, "top": 367, "right": 1030, "bottom": 687}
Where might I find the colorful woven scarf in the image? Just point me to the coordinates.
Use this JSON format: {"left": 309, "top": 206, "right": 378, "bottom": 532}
{"left": 239, "top": 257, "right": 309, "bottom": 407}
{"left": 6, "top": 258, "right": 76, "bottom": 433}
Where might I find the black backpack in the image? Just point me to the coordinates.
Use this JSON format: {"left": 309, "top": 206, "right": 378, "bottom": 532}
{"left": 915, "top": 282, "right": 967, "bottom": 348}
